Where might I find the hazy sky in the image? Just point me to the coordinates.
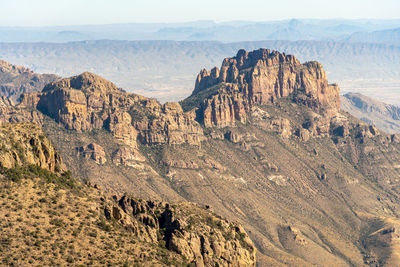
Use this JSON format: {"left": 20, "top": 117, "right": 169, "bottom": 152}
{"left": 1, "top": 0, "right": 400, "bottom": 26}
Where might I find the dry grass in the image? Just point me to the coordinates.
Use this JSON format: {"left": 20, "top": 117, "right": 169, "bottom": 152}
{"left": 0, "top": 173, "right": 186, "bottom": 266}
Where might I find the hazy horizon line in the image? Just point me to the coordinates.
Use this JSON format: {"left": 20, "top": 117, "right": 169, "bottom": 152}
{"left": 2, "top": 18, "right": 400, "bottom": 28}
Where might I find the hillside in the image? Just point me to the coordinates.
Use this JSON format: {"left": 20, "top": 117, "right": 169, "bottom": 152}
{"left": 2, "top": 48, "right": 400, "bottom": 265}
{"left": 1, "top": 40, "right": 399, "bottom": 103}
{"left": 341, "top": 92, "right": 400, "bottom": 134}
{"left": 0, "top": 122, "right": 256, "bottom": 266}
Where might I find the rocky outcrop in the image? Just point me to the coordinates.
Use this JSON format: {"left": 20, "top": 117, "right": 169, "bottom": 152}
{"left": 22, "top": 72, "right": 205, "bottom": 147}
{"left": 0, "top": 122, "right": 65, "bottom": 172}
{"left": 77, "top": 143, "right": 107, "bottom": 164}
{"left": 0, "top": 123, "right": 256, "bottom": 266}
{"left": 35, "top": 72, "right": 128, "bottom": 132}
{"left": 0, "top": 96, "right": 42, "bottom": 125}
{"left": 185, "top": 48, "right": 340, "bottom": 128}
{"left": 112, "top": 146, "right": 146, "bottom": 167}
{"left": 163, "top": 159, "right": 199, "bottom": 169}
{"left": 135, "top": 102, "right": 205, "bottom": 145}
{"left": 0, "top": 60, "right": 59, "bottom": 102}
{"left": 105, "top": 196, "right": 256, "bottom": 266}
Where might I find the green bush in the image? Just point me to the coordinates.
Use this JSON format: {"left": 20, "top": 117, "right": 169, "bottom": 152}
{"left": 0, "top": 165, "right": 77, "bottom": 189}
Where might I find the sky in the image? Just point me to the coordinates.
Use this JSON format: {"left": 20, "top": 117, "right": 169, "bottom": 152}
{"left": 1, "top": 0, "right": 400, "bottom": 27}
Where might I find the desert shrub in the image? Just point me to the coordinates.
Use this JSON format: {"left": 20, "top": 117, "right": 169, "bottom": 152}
{"left": 0, "top": 165, "right": 77, "bottom": 189}
{"left": 88, "top": 230, "right": 98, "bottom": 238}
{"left": 97, "top": 219, "right": 112, "bottom": 232}
{"left": 49, "top": 218, "right": 64, "bottom": 227}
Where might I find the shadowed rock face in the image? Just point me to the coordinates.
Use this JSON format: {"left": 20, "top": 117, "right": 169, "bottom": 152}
{"left": 187, "top": 49, "right": 340, "bottom": 127}
{"left": 105, "top": 196, "right": 257, "bottom": 266}
{"left": 0, "top": 60, "right": 59, "bottom": 102}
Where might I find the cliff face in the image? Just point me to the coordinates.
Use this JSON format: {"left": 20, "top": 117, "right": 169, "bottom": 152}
{"left": 22, "top": 72, "right": 205, "bottom": 147}
{"left": 187, "top": 49, "right": 340, "bottom": 127}
{"left": 0, "top": 96, "right": 42, "bottom": 125}
{"left": 0, "top": 122, "right": 65, "bottom": 172}
{"left": 105, "top": 196, "right": 256, "bottom": 266}
{"left": 6, "top": 50, "right": 400, "bottom": 266}
{"left": 0, "top": 60, "right": 59, "bottom": 102}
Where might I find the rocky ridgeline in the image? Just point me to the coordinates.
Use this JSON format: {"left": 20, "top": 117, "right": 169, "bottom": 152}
{"left": 0, "top": 60, "right": 59, "bottom": 102}
{"left": 0, "top": 122, "right": 65, "bottom": 172}
{"left": 104, "top": 196, "right": 256, "bottom": 266}
{"left": 8, "top": 49, "right": 350, "bottom": 164}
{"left": 20, "top": 72, "right": 204, "bottom": 149}
{"left": 14, "top": 50, "right": 342, "bottom": 151}
{"left": 186, "top": 48, "right": 340, "bottom": 127}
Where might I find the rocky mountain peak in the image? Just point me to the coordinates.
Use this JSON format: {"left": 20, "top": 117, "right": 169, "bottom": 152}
{"left": 185, "top": 48, "right": 340, "bottom": 128}
{"left": 42, "top": 72, "right": 119, "bottom": 94}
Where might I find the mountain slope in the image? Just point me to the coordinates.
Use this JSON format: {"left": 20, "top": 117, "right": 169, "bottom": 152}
{"left": 4, "top": 49, "right": 400, "bottom": 265}
{"left": 341, "top": 92, "right": 400, "bottom": 133}
{"left": 0, "top": 122, "right": 256, "bottom": 266}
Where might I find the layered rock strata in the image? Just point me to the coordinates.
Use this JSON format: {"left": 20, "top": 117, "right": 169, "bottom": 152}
{"left": 21, "top": 72, "right": 205, "bottom": 148}
{"left": 186, "top": 48, "right": 340, "bottom": 127}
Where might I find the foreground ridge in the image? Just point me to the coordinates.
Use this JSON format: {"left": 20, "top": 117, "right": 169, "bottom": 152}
{"left": 0, "top": 122, "right": 256, "bottom": 266}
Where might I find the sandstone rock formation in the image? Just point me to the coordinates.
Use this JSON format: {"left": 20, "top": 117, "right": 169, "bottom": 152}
{"left": 0, "top": 122, "right": 65, "bottom": 172}
{"left": 77, "top": 143, "right": 107, "bottom": 164}
{"left": 105, "top": 196, "right": 257, "bottom": 266}
{"left": 184, "top": 48, "right": 340, "bottom": 128}
{"left": 21, "top": 72, "right": 205, "bottom": 148}
{"left": 135, "top": 102, "right": 205, "bottom": 145}
{"left": 0, "top": 60, "right": 59, "bottom": 102}
{"left": 112, "top": 146, "right": 146, "bottom": 167}
{"left": 0, "top": 96, "right": 42, "bottom": 125}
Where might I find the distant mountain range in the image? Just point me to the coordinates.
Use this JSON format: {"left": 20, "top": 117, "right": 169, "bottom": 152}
{"left": 345, "top": 27, "right": 400, "bottom": 45}
{"left": 1, "top": 19, "right": 400, "bottom": 43}
{"left": 1, "top": 40, "right": 399, "bottom": 103}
